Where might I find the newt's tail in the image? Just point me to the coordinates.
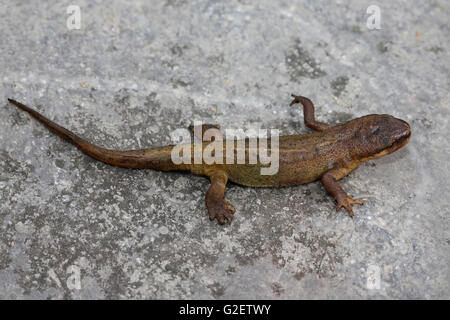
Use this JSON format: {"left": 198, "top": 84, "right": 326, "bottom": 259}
{"left": 7, "top": 99, "right": 183, "bottom": 171}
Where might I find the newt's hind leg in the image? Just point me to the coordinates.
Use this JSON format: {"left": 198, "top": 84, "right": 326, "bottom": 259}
{"left": 289, "top": 94, "right": 331, "bottom": 132}
{"left": 205, "top": 170, "right": 235, "bottom": 224}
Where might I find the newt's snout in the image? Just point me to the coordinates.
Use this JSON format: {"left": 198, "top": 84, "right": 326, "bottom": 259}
{"left": 387, "top": 117, "right": 411, "bottom": 153}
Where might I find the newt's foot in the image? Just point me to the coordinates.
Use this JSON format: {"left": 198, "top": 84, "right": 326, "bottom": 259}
{"left": 289, "top": 94, "right": 303, "bottom": 107}
{"left": 336, "top": 196, "right": 363, "bottom": 219}
{"left": 207, "top": 199, "right": 236, "bottom": 225}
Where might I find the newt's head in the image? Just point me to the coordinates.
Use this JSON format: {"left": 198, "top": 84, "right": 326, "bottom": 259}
{"left": 354, "top": 114, "right": 411, "bottom": 160}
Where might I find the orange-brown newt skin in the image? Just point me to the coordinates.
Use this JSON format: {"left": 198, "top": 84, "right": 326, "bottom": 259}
{"left": 7, "top": 95, "right": 411, "bottom": 224}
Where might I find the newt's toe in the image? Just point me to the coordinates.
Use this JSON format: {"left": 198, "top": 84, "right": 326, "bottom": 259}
{"left": 223, "top": 199, "right": 236, "bottom": 214}
{"left": 289, "top": 94, "right": 302, "bottom": 107}
{"left": 336, "top": 196, "right": 363, "bottom": 219}
{"left": 207, "top": 199, "right": 235, "bottom": 225}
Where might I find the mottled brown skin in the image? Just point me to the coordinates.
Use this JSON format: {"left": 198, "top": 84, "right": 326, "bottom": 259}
{"left": 7, "top": 96, "right": 411, "bottom": 224}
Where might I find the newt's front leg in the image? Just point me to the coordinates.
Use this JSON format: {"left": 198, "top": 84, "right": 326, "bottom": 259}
{"left": 321, "top": 167, "right": 363, "bottom": 219}
{"left": 206, "top": 170, "right": 235, "bottom": 224}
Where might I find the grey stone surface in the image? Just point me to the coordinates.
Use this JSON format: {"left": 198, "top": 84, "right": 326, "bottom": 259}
{"left": 0, "top": 0, "right": 449, "bottom": 299}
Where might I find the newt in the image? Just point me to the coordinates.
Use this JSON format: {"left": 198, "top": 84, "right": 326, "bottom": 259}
{"left": 7, "top": 95, "right": 411, "bottom": 224}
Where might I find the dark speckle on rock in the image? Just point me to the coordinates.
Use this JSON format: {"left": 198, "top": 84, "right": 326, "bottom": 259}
{"left": 170, "top": 44, "right": 188, "bottom": 57}
{"left": 344, "top": 25, "right": 363, "bottom": 34}
{"left": 285, "top": 39, "right": 327, "bottom": 82}
{"left": 54, "top": 159, "right": 65, "bottom": 169}
{"left": 331, "top": 76, "right": 349, "bottom": 97}
{"left": 271, "top": 282, "right": 285, "bottom": 296}
{"left": 377, "top": 41, "right": 392, "bottom": 54}
{"left": 208, "top": 282, "right": 225, "bottom": 298}
{"left": 428, "top": 46, "right": 444, "bottom": 54}
{"left": 328, "top": 111, "right": 354, "bottom": 125}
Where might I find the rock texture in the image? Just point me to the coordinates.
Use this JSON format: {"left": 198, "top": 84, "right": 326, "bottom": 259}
{"left": 0, "top": 0, "right": 448, "bottom": 299}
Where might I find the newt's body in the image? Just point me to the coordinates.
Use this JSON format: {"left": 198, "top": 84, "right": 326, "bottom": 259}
{"left": 7, "top": 95, "right": 411, "bottom": 224}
